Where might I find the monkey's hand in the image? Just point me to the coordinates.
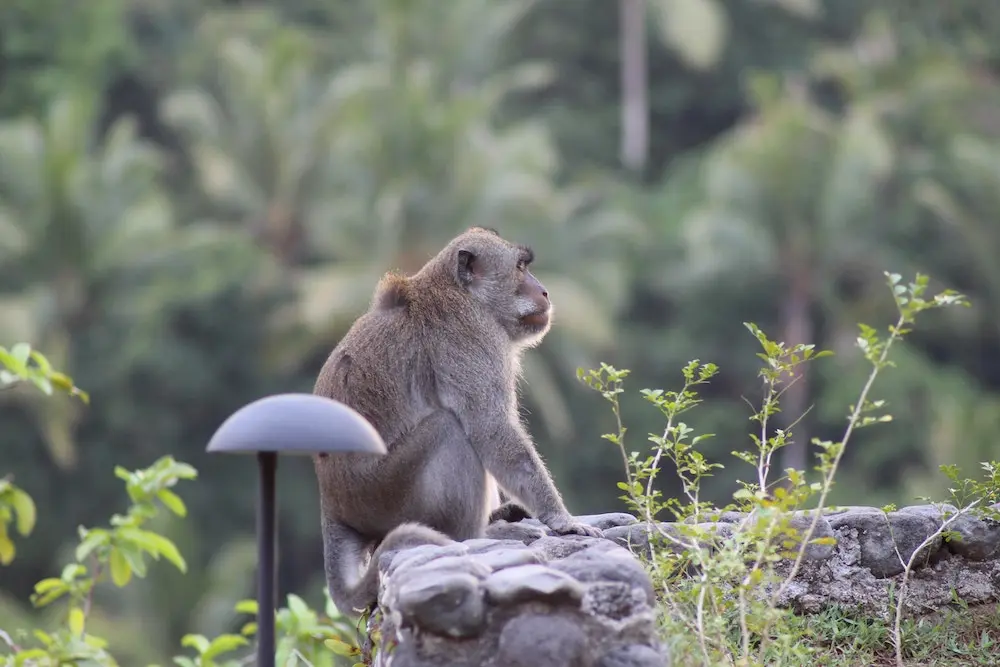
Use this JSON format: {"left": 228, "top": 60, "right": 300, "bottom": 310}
{"left": 541, "top": 513, "right": 604, "bottom": 539}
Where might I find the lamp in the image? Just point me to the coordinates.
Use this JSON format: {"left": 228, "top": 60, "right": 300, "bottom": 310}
{"left": 206, "top": 393, "right": 386, "bottom": 667}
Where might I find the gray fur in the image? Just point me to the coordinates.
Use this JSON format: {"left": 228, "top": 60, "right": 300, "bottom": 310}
{"left": 312, "top": 227, "right": 602, "bottom": 617}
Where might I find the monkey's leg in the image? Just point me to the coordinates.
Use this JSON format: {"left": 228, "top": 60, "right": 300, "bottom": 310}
{"left": 320, "top": 517, "right": 377, "bottom": 616}
{"left": 323, "top": 517, "right": 454, "bottom": 616}
{"left": 406, "top": 410, "right": 493, "bottom": 539}
{"left": 448, "top": 401, "right": 604, "bottom": 539}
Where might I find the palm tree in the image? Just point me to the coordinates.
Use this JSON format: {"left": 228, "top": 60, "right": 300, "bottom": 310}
{"left": 0, "top": 91, "right": 255, "bottom": 468}
{"left": 674, "top": 75, "right": 899, "bottom": 480}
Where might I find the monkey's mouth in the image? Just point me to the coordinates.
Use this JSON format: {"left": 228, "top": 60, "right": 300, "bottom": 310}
{"left": 520, "top": 311, "right": 549, "bottom": 328}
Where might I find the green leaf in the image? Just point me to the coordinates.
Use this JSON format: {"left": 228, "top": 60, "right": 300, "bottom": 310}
{"left": 0, "top": 347, "right": 27, "bottom": 377}
{"left": 68, "top": 606, "right": 85, "bottom": 636}
{"left": 181, "top": 634, "right": 211, "bottom": 654}
{"left": 11, "top": 343, "right": 31, "bottom": 366}
{"left": 286, "top": 593, "right": 309, "bottom": 616}
{"left": 117, "top": 540, "right": 149, "bottom": 577}
{"left": 157, "top": 489, "right": 187, "bottom": 516}
{"left": 29, "top": 372, "right": 53, "bottom": 395}
{"left": 0, "top": 525, "right": 14, "bottom": 565}
{"left": 325, "top": 638, "right": 360, "bottom": 657}
{"left": 10, "top": 488, "right": 36, "bottom": 536}
{"left": 202, "top": 634, "right": 249, "bottom": 661}
{"left": 109, "top": 547, "right": 133, "bottom": 586}
{"left": 29, "top": 350, "right": 52, "bottom": 375}
{"left": 234, "top": 599, "right": 258, "bottom": 615}
{"left": 34, "top": 578, "right": 64, "bottom": 593}
{"left": 15, "top": 648, "right": 51, "bottom": 664}
{"left": 76, "top": 529, "right": 109, "bottom": 562}
{"left": 125, "top": 529, "right": 187, "bottom": 572}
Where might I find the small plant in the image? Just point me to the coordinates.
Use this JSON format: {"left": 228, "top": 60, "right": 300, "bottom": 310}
{"left": 579, "top": 272, "right": 996, "bottom": 666}
{"left": 0, "top": 455, "right": 197, "bottom": 666}
{"left": 0, "top": 343, "right": 88, "bottom": 566}
{"left": 170, "top": 591, "right": 367, "bottom": 667}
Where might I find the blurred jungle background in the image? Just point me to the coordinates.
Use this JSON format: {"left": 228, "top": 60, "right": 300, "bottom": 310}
{"left": 3, "top": 0, "right": 1000, "bottom": 662}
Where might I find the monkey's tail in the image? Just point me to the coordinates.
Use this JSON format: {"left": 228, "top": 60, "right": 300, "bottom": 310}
{"left": 329, "top": 522, "right": 455, "bottom": 616}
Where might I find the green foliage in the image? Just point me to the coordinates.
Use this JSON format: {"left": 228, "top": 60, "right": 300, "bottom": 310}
{"left": 0, "top": 344, "right": 87, "bottom": 564}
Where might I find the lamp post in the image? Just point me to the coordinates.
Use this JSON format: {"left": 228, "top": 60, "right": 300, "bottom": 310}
{"left": 206, "top": 393, "right": 386, "bottom": 667}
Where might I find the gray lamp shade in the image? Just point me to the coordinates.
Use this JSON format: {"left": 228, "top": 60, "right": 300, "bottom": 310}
{"left": 206, "top": 393, "right": 387, "bottom": 456}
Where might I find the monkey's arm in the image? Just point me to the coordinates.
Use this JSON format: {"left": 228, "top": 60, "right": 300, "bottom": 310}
{"left": 440, "top": 384, "right": 601, "bottom": 538}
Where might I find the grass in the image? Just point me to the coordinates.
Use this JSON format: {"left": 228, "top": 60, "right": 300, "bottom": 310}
{"left": 796, "top": 601, "right": 1000, "bottom": 666}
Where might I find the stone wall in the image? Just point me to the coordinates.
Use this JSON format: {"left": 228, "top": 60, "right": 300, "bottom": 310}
{"left": 367, "top": 504, "right": 1000, "bottom": 666}
{"left": 370, "top": 513, "right": 664, "bottom": 667}
{"left": 605, "top": 503, "right": 1000, "bottom": 616}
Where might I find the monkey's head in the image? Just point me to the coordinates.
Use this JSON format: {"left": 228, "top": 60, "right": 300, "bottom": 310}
{"left": 448, "top": 227, "right": 552, "bottom": 346}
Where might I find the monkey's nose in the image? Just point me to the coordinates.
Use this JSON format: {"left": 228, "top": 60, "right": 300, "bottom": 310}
{"left": 541, "top": 290, "right": 548, "bottom": 299}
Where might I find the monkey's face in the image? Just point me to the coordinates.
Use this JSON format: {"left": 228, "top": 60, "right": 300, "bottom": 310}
{"left": 453, "top": 229, "right": 552, "bottom": 345}
{"left": 513, "top": 266, "right": 551, "bottom": 340}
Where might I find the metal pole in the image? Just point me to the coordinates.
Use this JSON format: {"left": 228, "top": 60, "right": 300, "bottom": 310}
{"left": 256, "top": 452, "right": 278, "bottom": 667}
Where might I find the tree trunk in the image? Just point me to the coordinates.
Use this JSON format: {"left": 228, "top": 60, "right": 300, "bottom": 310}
{"left": 779, "top": 260, "right": 813, "bottom": 478}
{"left": 619, "top": 0, "right": 649, "bottom": 173}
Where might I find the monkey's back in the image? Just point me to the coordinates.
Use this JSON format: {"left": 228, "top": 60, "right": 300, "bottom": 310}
{"left": 314, "top": 305, "right": 439, "bottom": 453}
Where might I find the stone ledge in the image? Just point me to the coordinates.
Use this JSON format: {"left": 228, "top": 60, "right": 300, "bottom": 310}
{"left": 367, "top": 504, "right": 1000, "bottom": 665}
{"left": 372, "top": 515, "right": 666, "bottom": 667}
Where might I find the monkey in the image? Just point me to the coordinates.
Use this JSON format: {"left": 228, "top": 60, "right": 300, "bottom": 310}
{"left": 489, "top": 499, "right": 533, "bottom": 524}
{"left": 312, "top": 226, "right": 603, "bottom": 617}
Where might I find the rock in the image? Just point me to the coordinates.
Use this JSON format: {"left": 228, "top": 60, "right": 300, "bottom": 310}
{"left": 375, "top": 642, "right": 432, "bottom": 667}
{"left": 485, "top": 521, "right": 547, "bottom": 544}
{"left": 604, "top": 522, "right": 676, "bottom": 558}
{"left": 767, "top": 511, "right": 837, "bottom": 561}
{"left": 683, "top": 511, "right": 747, "bottom": 525}
{"left": 383, "top": 543, "right": 469, "bottom": 577}
{"left": 550, "top": 544, "right": 656, "bottom": 605}
{"left": 531, "top": 534, "right": 606, "bottom": 560}
{"left": 899, "top": 504, "right": 1000, "bottom": 561}
{"left": 583, "top": 581, "right": 649, "bottom": 621}
{"left": 484, "top": 564, "right": 585, "bottom": 606}
{"left": 462, "top": 538, "right": 530, "bottom": 554}
{"left": 393, "top": 572, "right": 486, "bottom": 638}
{"left": 828, "top": 510, "right": 942, "bottom": 577}
{"left": 469, "top": 546, "right": 543, "bottom": 571}
{"left": 577, "top": 513, "right": 640, "bottom": 530}
{"left": 597, "top": 643, "right": 669, "bottom": 667}
{"left": 496, "top": 614, "right": 588, "bottom": 667}
{"left": 823, "top": 505, "right": 883, "bottom": 515}
{"left": 398, "top": 555, "right": 492, "bottom": 580}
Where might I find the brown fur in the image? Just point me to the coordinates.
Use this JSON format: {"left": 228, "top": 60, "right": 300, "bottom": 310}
{"left": 312, "top": 227, "right": 602, "bottom": 616}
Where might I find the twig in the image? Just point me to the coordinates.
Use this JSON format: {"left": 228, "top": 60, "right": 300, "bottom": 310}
{"left": 0, "top": 627, "right": 21, "bottom": 652}
{"left": 892, "top": 502, "right": 978, "bottom": 667}
{"left": 772, "top": 312, "right": 906, "bottom": 604}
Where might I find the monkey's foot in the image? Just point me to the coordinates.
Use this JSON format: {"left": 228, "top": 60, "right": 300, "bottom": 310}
{"left": 543, "top": 514, "right": 605, "bottom": 539}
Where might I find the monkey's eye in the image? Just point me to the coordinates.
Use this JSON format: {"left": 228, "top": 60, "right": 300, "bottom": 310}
{"left": 516, "top": 260, "right": 527, "bottom": 272}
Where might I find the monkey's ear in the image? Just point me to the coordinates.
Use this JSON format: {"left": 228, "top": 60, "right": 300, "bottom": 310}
{"left": 456, "top": 249, "right": 478, "bottom": 286}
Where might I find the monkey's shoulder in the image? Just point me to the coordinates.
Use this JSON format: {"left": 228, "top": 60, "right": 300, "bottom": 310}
{"left": 373, "top": 272, "right": 411, "bottom": 311}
